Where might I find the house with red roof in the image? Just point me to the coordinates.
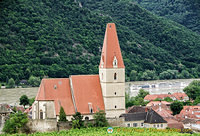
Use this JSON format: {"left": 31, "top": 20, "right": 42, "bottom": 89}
{"left": 144, "top": 92, "right": 189, "bottom": 102}
{"left": 32, "top": 23, "right": 125, "bottom": 121}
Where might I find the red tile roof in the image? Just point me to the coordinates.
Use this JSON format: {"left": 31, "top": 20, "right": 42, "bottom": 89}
{"left": 165, "top": 119, "right": 184, "bottom": 129}
{"left": 35, "top": 75, "right": 105, "bottom": 116}
{"left": 176, "top": 106, "right": 200, "bottom": 121}
{"left": 144, "top": 94, "right": 171, "bottom": 101}
{"left": 99, "top": 23, "right": 125, "bottom": 68}
{"left": 71, "top": 75, "right": 105, "bottom": 114}
{"left": 146, "top": 101, "right": 171, "bottom": 107}
{"left": 172, "top": 92, "right": 188, "bottom": 100}
{"left": 36, "top": 78, "right": 75, "bottom": 115}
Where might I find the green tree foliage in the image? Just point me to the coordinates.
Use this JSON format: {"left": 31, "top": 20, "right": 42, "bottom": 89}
{"left": 137, "top": 89, "right": 149, "bottom": 98}
{"left": 28, "top": 97, "right": 35, "bottom": 106}
{"left": 6, "top": 78, "right": 15, "bottom": 88}
{"left": 132, "top": 0, "right": 200, "bottom": 34}
{"left": 163, "top": 97, "right": 173, "bottom": 102}
{"left": 59, "top": 106, "right": 67, "bottom": 122}
{"left": 19, "top": 95, "right": 29, "bottom": 108}
{"left": 93, "top": 110, "right": 108, "bottom": 127}
{"left": 154, "top": 98, "right": 162, "bottom": 101}
{"left": 72, "top": 112, "right": 84, "bottom": 129}
{"left": 183, "top": 80, "right": 200, "bottom": 100}
{"left": 3, "top": 111, "right": 28, "bottom": 134}
{"left": 0, "top": 0, "right": 200, "bottom": 82}
{"left": 126, "top": 89, "right": 149, "bottom": 108}
{"left": 130, "top": 70, "right": 137, "bottom": 81}
{"left": 28, "top": 76, "right": 41, "bottom": 87}
{"left": 194, "top": 96, "right": 200, "bottom": 105}
{"left": 170, "top": 101, "right": 183, "bottom": 115}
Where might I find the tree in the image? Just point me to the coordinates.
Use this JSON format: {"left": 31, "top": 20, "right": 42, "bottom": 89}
{"left": 130, "top": 70, "right": 137, "bottom": 81}
{"left": 3, "top": 111, "right": 28, "bottom": 134}
{"left": 59, "top": 106, "right": 67, "bottom": 122}
{"left": 6, "top": 78, "right": 15, "bottom": 88}
{"left": 194, "top": 96, "right": 200, "bottom": 105}
{"left": 137, "top": 89, "right": 149, "bottom": 98}
{"left": 170, "top": 101, "right": 183, "bottom": 115}
{"left": 93, "top": 110, "right": 108, "bottom": 127}
{"left": 163, "top": 97, "right": 173, "bottom": 102}
{"left": 28, "top": 97, "right": 35, "bottom": 106}
{"left": 20, "top": 95, "right": 29, "bottom": 108}
{"left": 28, "top": 76, "right": 41, "bottom": 87}
{"left": 72, "top": 112, "right": 84, "bottom": 129}
{"left": 183, "top": 80, "right": 200, "bottom": 100}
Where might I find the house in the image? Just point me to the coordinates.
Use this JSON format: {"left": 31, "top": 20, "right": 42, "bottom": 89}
{"left": 120, "top": 109, "right": 168, "bottom": 129}
{"left": 144, "top": 92, "right": 189, "bottom": 102}
{"left": 146, "top": 101, "right": 171, "bottom": 107}
{"left": 172, "top": 92, "right": 189, "bottom": 101}
{"left": 175, "top": 106, "right": 200, "bottom": 121}
{"left": 32, "top": 23, "right": 125, "bottom": 121}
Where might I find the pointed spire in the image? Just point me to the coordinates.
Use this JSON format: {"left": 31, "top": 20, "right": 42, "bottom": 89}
{"left": 99, "top": 23, "right": 125, "bottom": 68}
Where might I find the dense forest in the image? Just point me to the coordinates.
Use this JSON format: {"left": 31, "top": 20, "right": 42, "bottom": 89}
{"left": 132, "top": 0, "right": 200, "bottom": 34}
{"left": 0, "top": 0, "right": 200, "bottom": 83}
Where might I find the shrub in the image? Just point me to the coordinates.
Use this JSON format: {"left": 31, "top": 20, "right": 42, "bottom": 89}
{"left": 6, "top": 78, "right": 15, "bottom": 88}
{"left": 59, "top": 106, "right": 67, "bottom": 122}
{"left": 3, "top": 111, "right": 28, "bottom": 134}
{"left": 72, "top": 112, "right": 84, "bottom": 129}
{"left": 20, "top": 95, "right": 29, "bottom": 108}
{"left": 93, "top": 110, "right": 108, "bottom": 127}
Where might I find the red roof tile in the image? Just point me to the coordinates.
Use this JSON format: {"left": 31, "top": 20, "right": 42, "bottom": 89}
{"left": 172, "top": 92, "right": 188, "bottom": 100}
{"left": 71, "top": 75, "right": 105, "bottom": 114}
{"left": 99, "top": 23, "right": 125, "bottom": 68}
{"left": 35, "top": 78, "right": 75, "bottom": 115}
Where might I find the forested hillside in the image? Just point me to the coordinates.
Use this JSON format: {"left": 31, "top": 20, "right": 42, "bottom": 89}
{"left": 132, "top": 0, "right": 200, "bottom": 34}
{"left": 0, "top": 0, "right": 200, "bottom": 83}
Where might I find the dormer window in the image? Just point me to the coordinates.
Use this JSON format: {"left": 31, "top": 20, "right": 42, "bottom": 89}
{"left": 88, "top": 103, "right": 93, "bottom": 113}
{"left": 113, "top": 56, "right": 118, "bottom": 68}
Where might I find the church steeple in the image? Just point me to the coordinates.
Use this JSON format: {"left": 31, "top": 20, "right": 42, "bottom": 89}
{"left": 99, "top": 23, "right": 124, "bottom": 68}
{"left": 99, "top": 23, "right": 125, "bottom": 118}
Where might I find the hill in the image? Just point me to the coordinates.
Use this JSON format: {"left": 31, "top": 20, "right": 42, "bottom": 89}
{"left": 131, "top": 0, "right": 200, "bottom": 34}
{"left": 0, "top": 0, "right": 200, "bottom": 82}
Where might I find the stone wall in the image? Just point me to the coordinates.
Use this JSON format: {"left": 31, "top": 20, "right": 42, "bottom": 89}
{"left": 29, "top": 119, "right": 57, "bottom": 132}
{"left": 107, "top": 118, "right": 125, "bottom": 127}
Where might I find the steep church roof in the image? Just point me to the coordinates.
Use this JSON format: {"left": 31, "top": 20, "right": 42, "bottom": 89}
{"left": 35, "top": 78, "right": 75, "bottom": 115}
{"left": 35, "top": 76, "right": 105, "bottom": 116}
{"left": 99, "top": 23, "right": 125, "bottom": 68}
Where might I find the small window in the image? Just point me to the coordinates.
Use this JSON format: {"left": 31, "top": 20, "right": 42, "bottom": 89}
{"left": 157, "top": 124, "right": 159, "bottom": 128}
{"left": 114, "top": 73, "right": 117, "bottom": 80}
{"left": 133, "top": 123, "right": 137, "bottom": 127}
{"left": 141, "top": 123, "right": 144, "bottom": 127}
{"left": 54, "top": 85, "right": 57, "bottom": 89}
{"left": 114, "top": 92, "right": 116, "bottom": 95}
{"left": 102, "top": 73, "right": 103, "bottom": 80}
{"left": 115, "top": 105, "right": 117, "bottom": 108}
{"left": 85, "top": 117, "right": 89, "bottom": 120}
{"left": 161, "top": 124, "right": 163, "bottom": 127}
{"left": 127, "top": 123, "right": 130, "bottom": 127}
{"left": 153, "top": 124, "right": 156, "bottom": 128}
{"left": 90, "top": 108, "right": 93, "bottom": 113}
{"left": 40, "top": 110, "right": 43, "bottom": 119}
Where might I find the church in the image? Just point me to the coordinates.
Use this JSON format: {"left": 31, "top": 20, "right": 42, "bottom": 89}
{"left": 32, "top": 23, "right": 125, "bottom": 121}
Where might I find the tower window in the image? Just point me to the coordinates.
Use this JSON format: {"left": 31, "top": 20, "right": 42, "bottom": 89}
{"left": 102, "top": 73, "right": 103, "bottom": 80}
{"left": 114, "top": 73, "right": 117, "bottom": 80}
{"left": 115, "top": 105, "right": 117, "bottom": 108}
{"left": 114, "top": 92, "right": 116, "bottom": 95}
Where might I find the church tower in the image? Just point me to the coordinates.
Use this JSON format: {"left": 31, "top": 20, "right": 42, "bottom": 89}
{"left": 99, "top": 23, "right": 125, "bottom": 118}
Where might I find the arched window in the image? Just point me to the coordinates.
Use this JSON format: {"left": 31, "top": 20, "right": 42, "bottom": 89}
{"left": 40, "top": 110, "right": 43, "bottom": 119}
{"left": 85, "top": 116, "right": 89, "bottom": 120}
{"left": 114, "top": 73, "right": 117, "bottom": 80}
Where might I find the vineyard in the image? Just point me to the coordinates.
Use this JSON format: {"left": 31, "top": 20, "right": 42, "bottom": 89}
{"left": 1, "top": 127, "right": 199, "bottom": 136}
